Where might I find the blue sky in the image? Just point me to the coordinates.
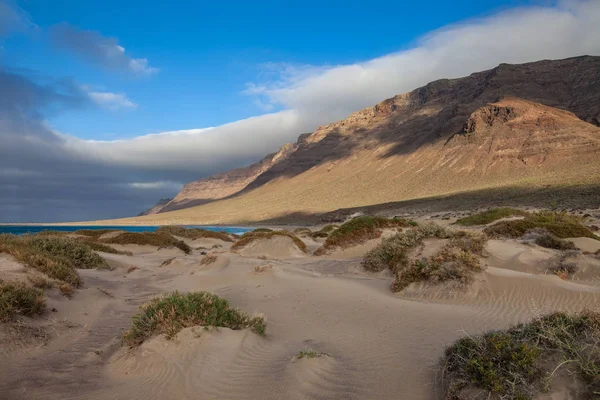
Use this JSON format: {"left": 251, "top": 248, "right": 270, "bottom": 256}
{"left": 1, "top": 0, "right": 599, "bottom": 222}
{"left": 3, "top": 0, "right": 538, "bottom": 139}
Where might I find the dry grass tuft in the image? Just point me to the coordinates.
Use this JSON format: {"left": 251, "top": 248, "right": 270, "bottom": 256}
{"left": 441, "top": 311, "right": 600, "bottom": 399}
{"left": 315, "top": 216, "right": 413, "bottom": 255}
{"left": 0, "top": 234, "right": 115, "bottom": 286}
{"left": 156, "top": 226, "right": 234, "bottom": 242}
{"left": 484, "top": 211, "right": 598, "bottom": 239}
{"left": 27, "top": 274, "right": 53, "bottom": 289}
{"left": 232, "top": 231, "right": 308, "bottom": 253}
{"left": 59, "top": 283, "right": 74, "bottom": 298}
{"left": 0, "top": 280, "right": 46, "bottom": 321}
{"left": 200, "top": 254, "right": 218, "bottom": 265}
{"left": 123, "top": 291, "right": 266, "bottom": 346}
{"left": 159, "top": 257, "right": 176, "bottom": 267}
{"left": 126, "top": 266, "right": 139, "bottom": 274}
{"left": 455, "top": 207, "right": 528, "bottom": 226}
{"left": 101, "top": 232, "right": 192, "bottom": 254}
{"left": 253, "top": 264, "right": 273, "bottom": 273}
{"left": 296, "top": 348, "right": 328, "bottom": 359}
{"left": 547, "top": 251, "right": 580, "bottom": 279}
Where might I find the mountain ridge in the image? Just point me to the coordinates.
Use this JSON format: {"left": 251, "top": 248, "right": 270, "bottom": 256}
{"left": 130, "top": 55, "right": 600, "bottom": 225}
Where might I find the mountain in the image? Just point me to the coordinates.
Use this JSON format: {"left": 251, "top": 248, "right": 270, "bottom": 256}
{"left": 154, "top": 134, "right": 310, "bottom": 213}
{"left": 138, "top": 198, "right": 172, "bottom": 216}
{"left": 122, "top": 56, "right": 600, "bottom": 225}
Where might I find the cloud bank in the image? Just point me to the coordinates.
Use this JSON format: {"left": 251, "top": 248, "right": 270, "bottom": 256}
{"left": 1, "top": 0, "right": 600, "bottom": 222}
{"left": 49, "top": 23, "right": 159, "bottom": 76}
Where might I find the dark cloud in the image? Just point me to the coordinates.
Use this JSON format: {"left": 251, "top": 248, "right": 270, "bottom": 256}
{"left": 0, "top": 67, "right": 176, "bottom": 222}
{"left": 49, "top": 23, "right": 159, "bottom": 76}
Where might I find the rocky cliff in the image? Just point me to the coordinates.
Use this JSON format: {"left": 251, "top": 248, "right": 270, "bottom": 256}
{"left": 135, "top": 56, "right": 600, "bottom": 225}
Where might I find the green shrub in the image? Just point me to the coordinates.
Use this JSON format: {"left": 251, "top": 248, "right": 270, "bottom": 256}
{"left": 362, "top": 223, "right": 453, "bottom": 273}
{"left": 455, "top": 208, "right": 528, "bottom": 226}
{"left": 102, "top": 232, "right": 191, "bottom": 254}
{"left": 296, "top": 349, "right": 328, "bottom": 359}
{"left": 315, "top": 216, "right": 412, "bottom": 255}
{"left": 156, "top": 226, "right": 233, "bottom": 242}
{"left": 26, "top": 236, "right": 109, "bottom": 270}
{"left": 361, "top": 224, "right": 487, "bottom": 292}
{"left": 123, "top": 291, "right": 266, "bottom": 346}
{"left": 0, "top": 280, "right": 46, "bottom": 322}
{"left": 76, "top": 238, "right": 133, "bottom": 255}
{"left": 442, "top": 311, "right": 600, "bottom": 399}
{"left": 0, "top": 234, "right": 83, "bottom": 286}
{"left": 534, "top": 233, "right": 577, "bottom": 250}
{"left": 231, "top": 231, "right": 308, "bottom": 253}
{"left": 251, "top": 228, "right": 274, "bottom": 233}
{"left": 485, "top": 211, "right": 598, "bottom": 239}
{"left": 73, "top": 229, "right": 120, "bottom": 239}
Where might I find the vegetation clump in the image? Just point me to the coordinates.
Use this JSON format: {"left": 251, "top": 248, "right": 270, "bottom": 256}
{"left": 484, "top": 211, "right": 598, "bottom": 239}
{"left": 534, "top": 232, "right": 577, "bottom": 251}
{"left": 296, "top": 348, "right": 328, "bottom": 359}
{"left": 251, "top": 228, "right": 273, "bottom": 233}
{"left": 315, "top": 216, "right": 412, "bottom": 255}
{"left": 232, "top": 231, "right": 308, "bottom": 253}
{"left": 0, "top": 234, "right": 98, "bottom": 286}
{"left": 73, "top": 229, "right": 121, "bottom": 239}
{"left": 26, "top": 236, "right": 110, "bottom": 270}
{"left": 441, "top": 311, "right": 600, "bottom": 400}
{"left": 101, "top": 232, "right": 191, "bottom": 254}
{"left": 156, "top": 226, "right": 233, "bottom": 242}
{"left": 455, "top": 208, "right": 528, "bottom": 226}
{"left": 547, "top": 251, "right": 580, "bottom": 280}
{"left": 123, "top": 291, "right": 266, "bottom": 346}
{"left": 362, "top": 224, "right": 487, "bottom": 292}
{"left": 200, "top": 254, "right": 218, "bottom": 265}
{"left": 27, "top": 274, "right": 53, "bottom": 289}
{"left": 0, "top": 280, "right": 46, "bottom": 322}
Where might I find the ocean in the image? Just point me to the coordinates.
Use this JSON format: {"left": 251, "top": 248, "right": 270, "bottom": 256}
{"left": 0, "top": 225, "right": 251, "bottom": 235}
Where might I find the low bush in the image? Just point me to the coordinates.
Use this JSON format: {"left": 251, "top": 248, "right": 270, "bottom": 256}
{"left": 485, "top": 211, "right": 598, "bottom": 239}
{"left": 315, "top": 216, "right": 412, "bottom": 255}
{"left": 74, "top": 229, "right": 120, "bottom": 239}
{"left": 362, "top": 223, "right": 453, "bottom": 273}
{"left": 251, "top": 228, "right": 273, "bottom": 233}
{"left": 441, "top": 311, "right": 600, "bottom": 399}
{"left": 0, "top": 280, "right": 46, "bottom": 322}
{"left": 27, "top": 274, "right": 53, "bottom": 289}
{"left": 455, "top": 208, "right": 528, "bottom": 226}
{"left": 547, "top": 250, "right": 580, "bottom": 279}
{"left": 102, "top": 232, "right": 191, "bottom": 254}
{"left": 59, "top": 283, "right": 74, "bottom": 298}
{"left": 231, "top": 231, "right": 308, "bottom": 253}
{"left": 26, "top": 236, "right": 109, "bottom": 270}
{"left": 123, "top": 291, "right": 266, "bottom": 346}
{"left": 534, "top": 232, "right": 577, "bottom": 250}
{"left": 296, "top": 349, "right": 328, "bottom": 359}
{"left": 0, "top": 235, "right": 83, "bottom": 286}
{"left": 200, "top": 254, "right": 218, "bottom": 265}
{"left": 155, "top": 226, "right": 233, "bottom": 242}
{"left": 362, "top": 224, "right": 487, "bottom": 292}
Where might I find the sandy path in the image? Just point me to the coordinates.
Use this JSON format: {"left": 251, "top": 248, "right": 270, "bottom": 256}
{"left": 1, "top": 237, "right": 599, "bottom": 399}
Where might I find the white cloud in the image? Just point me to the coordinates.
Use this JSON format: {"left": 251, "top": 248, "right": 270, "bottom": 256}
{"left": 127, "top": 181, "right": 182, "bottom": 190}
{"left": 61, "top": 0, "right": 600, "bottom": 174}
{"left": 245, "top": 0, "right": 600, "bottom": 123}
{"left": 88, "top": 91, "right": 137, "bottom": 110}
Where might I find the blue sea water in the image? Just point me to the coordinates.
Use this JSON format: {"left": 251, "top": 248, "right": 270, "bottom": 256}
{"left": 0, "top": 225, "right": 251, "bottom": 235}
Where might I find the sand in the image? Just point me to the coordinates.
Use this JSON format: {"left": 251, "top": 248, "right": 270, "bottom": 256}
{"left": 1, "top": 233, "right": 599, "bottom": 400}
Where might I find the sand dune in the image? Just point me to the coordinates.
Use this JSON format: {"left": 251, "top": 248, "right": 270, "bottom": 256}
{"left": 1, "top": 229, "right": 599, "bottom": 399}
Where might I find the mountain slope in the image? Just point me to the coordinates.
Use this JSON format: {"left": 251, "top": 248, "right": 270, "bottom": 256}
{"left": 154, "top": 133, "right": 311, "bottom": 213}
{"left": 106, "top": 56, "right": 600, "bottom": 225}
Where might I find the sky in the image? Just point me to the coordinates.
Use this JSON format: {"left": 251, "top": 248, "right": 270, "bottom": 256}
{"left": 0, "top": 0, "right": 599, "bottom": 222}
